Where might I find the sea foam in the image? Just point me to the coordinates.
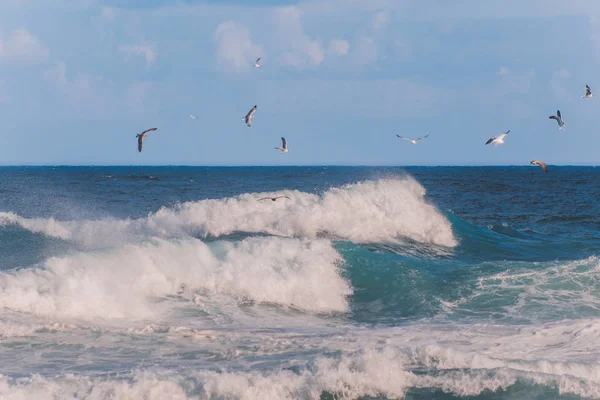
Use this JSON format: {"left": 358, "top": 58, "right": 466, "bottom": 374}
{"left": 0, "top": 237, "right": 350, "bottom": 321}
{"left": 0, "top": 178, "right": 456, "bottom": 248}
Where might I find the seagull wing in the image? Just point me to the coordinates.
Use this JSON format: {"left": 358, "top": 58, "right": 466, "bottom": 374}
{"left": 281, "top": 137, "right": 287, "bottom": 149}
{"left": 139, "top": 127, "right": 157, "bottom": 136}
{"left": 586, "top": 85, "right": 592, "bottom": 96}
{"left": 275, "top": 196, "right": 290, "bottom": 200}
{"left": 531, "top": 160, "right": 548, "bottom": 173}
{"left": 137, "top": 135, "right": 144, "bottom": 152}
{"left": 549, "top": 116, "right": 559, "bottom": 121}
{"left": 256, "top": 58, "right": 261, "bottom": 63}
{"left": 258, "top": 197, "right": 271, "bottom": 201}
{"left": 415, "top": 134, "right": 430, "bottom": 141}
{"left": 244, "top": 106, "right": 256, "bottom": 126}
{"left": 485, "top": 137, "right": 495, "bottom": 145}
{"left": 396, "top": 135, "right": 412, "bottom": 142}
{"left": 556, "top": 110, "right": 562, "bottom": 121}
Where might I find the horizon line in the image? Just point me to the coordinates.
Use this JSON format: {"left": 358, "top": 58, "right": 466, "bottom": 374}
{"left": 0, "top": 164, "right": 598, "bottom": 168}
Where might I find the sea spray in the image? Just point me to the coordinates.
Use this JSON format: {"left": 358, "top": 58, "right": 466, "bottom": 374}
{"left": 0, "top": 237, "right": 350, "bottom": 321}
{"left": 0, "top": 178, "right": 456, "bottom": 248}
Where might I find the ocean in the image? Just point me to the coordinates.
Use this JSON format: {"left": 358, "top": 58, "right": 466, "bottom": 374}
{"left": 0, "top": 166, "right": 599, "bottom": 399}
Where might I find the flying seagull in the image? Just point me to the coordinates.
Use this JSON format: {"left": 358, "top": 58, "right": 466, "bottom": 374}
{"left": 582, "top": 85, "right": 594, "bottom": 99}
{"left": 530, "top": 160, "right": 548, "bottom": 173}
{"left": 189, "top": 115, "right": 198, "bottom": 119}
{"left": 136, "top": 128, "right": 157, "bottom": 153}
{"left": 254, "top": 58, "right": 262, "bottom": 69}
{"left": 485, "top": 130, "right": 510, "bottom": 147}
{"left": 244, "top": 105, "right": 257, "bottom": 127}
{"left": 396, "top": 134, "right": 430, "bottom": 144}
{"left": 274, "top": 137, "right": 289, "bottom": 153}
{"left": 258, "top": 196, "right": 290, "bottom": 202}
{"left": 549, "top": 110, "right": 567, "bottom": 130}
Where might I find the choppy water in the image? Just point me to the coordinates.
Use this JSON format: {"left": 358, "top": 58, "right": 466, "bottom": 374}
{"left": 0, "top": 166, "right": 599, "bottom": 399}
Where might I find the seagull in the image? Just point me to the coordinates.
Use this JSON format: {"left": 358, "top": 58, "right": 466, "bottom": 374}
{"left": 396, "top": 134, "right": 430, "bottom": 144}
{"left": 485, "top": 130, "right": 510, "bottom": 147}
{"left": 136, "top": 128, "right": 157, "bottom": 153}
{"left": 274, "top": 137, "right": 289, "bottom": 153}
{"left": 258, "top": 196, "right": 290, "bottom": 202}
{"left": 189, "top": 115, "right": 198, "bottom": 119}
{"left": 243, "top": 105, "right": 257, "bottom": 127}
{"left": 530, "top": 160, "right": 549, "bottom": 173}
{"left": 254, "top": 58, "right": 262, "bottom": 68}
{"left": 549, "top": 110, "right": 567, "bottom": 130}
{"left": 582, "top": 85, "right": 594, "bottom": 99}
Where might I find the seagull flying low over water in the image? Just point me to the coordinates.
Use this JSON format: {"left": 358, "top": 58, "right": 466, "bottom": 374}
{"left": 258, "top": 196, "right": 290, "bottom": 202}
{"left": 274, "top": 137, "right": 289, "bottom": 153}
{"left": 189, "top": 115, "right": 198, "bottom": 119}
{"left": 485, "top": 130, "right": 510, "bottom": 147}
{"left": 530, "top": 160, "right": 548, "bottom": 173}
{"left": 396, "top": 134, "right": 430, "bottom": 144}
{"left": 254, "top": 58, "right": 262, "bottom": 68}
{"left": 549, "top": 110, "right": 567, "bottom": 130}
{"left": 136, "top": 128, "right": 157, "bottom": 153}
{"left": 244, "top": 105, "right": 257, "bottom": 127}
{"left": 582, "top": 85, "right": 594, "bottom": 98}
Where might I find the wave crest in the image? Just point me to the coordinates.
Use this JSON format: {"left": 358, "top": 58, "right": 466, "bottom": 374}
{"left": 0, "top": 237, "right": 350, "bottom": 321}
{"left": 0, "top": 178, "right": 456, "bottom": 248}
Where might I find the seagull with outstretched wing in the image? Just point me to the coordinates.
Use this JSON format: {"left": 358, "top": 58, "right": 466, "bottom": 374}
{"left": 244, "top": 105, "right": 257, "bottom": 127}
{"left": 189, "top": 115, "right": 198, "bottom": 119}
{"left": 530, "top": 160, "right": 549, "bottom": 173}
{"left": 549, "top": 110, "right": 567, "bottom": 130}
{"left": 274, "top": 137, "right": 289, "bottom": 153}
{"left": 258, "top": 196, "right": 290, "bottom": 202}
{"left": 485, "top": 130, "right": 510, "bottom": 147}
{"left": 396, "top": 134, "right": 430, "bottom": 144}
{"left": 136, "top": 128, "right": 157, "bottom": 153}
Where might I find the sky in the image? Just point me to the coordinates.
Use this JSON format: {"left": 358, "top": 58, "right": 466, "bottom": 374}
{"left": 1, "top": 0, "right": 600, "bottom": 165}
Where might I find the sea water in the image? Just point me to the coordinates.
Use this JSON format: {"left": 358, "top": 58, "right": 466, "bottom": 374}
{"left": 0, "top": 166, "right": 599, "bottom": 399}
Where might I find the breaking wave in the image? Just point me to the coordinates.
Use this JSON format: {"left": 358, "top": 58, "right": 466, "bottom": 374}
{"left": 0, "top": 237, "right": 350, "bottom": 321}
{"left": 0, "top": 178, "right": 456, "bottom": 248}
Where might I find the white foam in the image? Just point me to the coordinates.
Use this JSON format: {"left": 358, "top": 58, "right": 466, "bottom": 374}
{"left": 471, "top": 256, "right": 600, "bottom": 321}
{"left": 0, "top": 178, "right": 456, "bottom": 248}
{"left": 2, "top": 344, "right": 600, "bottom": 399}
{"left": 0, "top": 237, "right": 350, "bottom": 321}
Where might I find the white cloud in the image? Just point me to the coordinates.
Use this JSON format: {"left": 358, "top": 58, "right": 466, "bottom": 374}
{"left": 119, "top": 43, "right": 157, "bottom": 65}
{"left": 261, "top": 78, "right": 444, "bottom": 117}
{"left": 393, "top": 37, "right": 412, "bottom": 61}
{"left": 125, "top": 81, "right": 154, "bottom": 112}
{"left": 497, "top": 67, "right": 510, "bottom": 75}
{"left": 44, "top": 61, "right": 113, "bottom": 117}
{"left": 214, "top": 21, "right": 263, "bottom": 71}
{"left": 101, "top": 7, "right": 116, "bottom": 21}
{"left": 372, "top": 11, "right": 390, "bottom": 30}
{"left": 328, "top": 39, "right": 350, "bottom": 56}
{"left": 353, "top": 36, "right": 378, "bottom": 65}
{"left": 273, "top": 6, "right": 324, "bottom": 67}
{"left": 0, "top": 28, "right": 49, "bottom": 66}
{"left": 551, "top": 68, "right": 571, "bottom": 99}
{"left": 553, "top": 69, "right": 571, "bottom": 79}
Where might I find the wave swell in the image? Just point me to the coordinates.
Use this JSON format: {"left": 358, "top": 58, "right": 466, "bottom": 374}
{"left": 0, "top": 178, "right": 456, "bottom": 248}
{"left": 0, "top": 237, "right": 350, "bottom": 321}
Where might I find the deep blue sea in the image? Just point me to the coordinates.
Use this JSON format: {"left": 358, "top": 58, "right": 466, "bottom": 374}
{"left": 1, "top": 166, "right": 599, "bottom": 399}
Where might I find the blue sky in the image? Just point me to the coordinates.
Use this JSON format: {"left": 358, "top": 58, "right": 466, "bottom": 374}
{"left": 1, "top": 0, "right": 600, "bottom": 165}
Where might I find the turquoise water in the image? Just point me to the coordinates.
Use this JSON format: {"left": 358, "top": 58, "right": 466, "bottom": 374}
{"left": 0, "top": 166, "right": 599, "bottom": 399}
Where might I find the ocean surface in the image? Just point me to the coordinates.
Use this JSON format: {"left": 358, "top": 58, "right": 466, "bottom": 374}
{"left": 0, "top": 166, "right": 599, "bottom": 399}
